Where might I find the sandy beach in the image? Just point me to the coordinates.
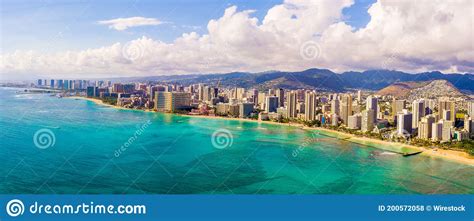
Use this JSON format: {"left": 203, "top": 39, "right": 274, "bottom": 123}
{"left": 67, "top": 96, "right": 474, "bottom": 165}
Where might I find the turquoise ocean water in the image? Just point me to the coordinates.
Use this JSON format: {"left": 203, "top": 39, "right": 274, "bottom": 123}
{"left": 0, "top": 87, "right": 473, "bottom": 194}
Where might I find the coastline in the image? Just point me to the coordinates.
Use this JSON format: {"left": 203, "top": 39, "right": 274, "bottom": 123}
{"left": 67, "top": 96, "right": 474, "bottom": 165}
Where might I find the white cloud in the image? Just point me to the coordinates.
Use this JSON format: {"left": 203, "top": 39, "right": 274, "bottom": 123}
{"left": 1, "top": 0, "right": 473, "bottom": 79}
{"left": 98, "top": 17, "right": 164, "bottom": 31}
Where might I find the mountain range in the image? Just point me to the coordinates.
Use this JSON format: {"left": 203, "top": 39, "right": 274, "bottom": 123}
{"left": 112, "top": 68, "right": 474, "bottom": 94}
{"left": 376, "top": 80, "right": 467, "bottom": 99}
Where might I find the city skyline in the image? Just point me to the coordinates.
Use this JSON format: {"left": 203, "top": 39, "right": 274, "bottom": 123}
{"left": 1, "top": 0, "right": 473, "bottom": 80}
{"left": 28, "top": 75, "right": 474, "bottom": 148}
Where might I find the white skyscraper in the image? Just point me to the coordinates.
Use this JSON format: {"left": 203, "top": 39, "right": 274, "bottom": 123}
{"left": 286, "top": 91, "right": 298, "bottom": 119}
{"left": 397, "top": 109, "right": 413, "bottom": 136}
{"left": 366, "top": 96, "right": 378, "bottom": 123}
{"left": 304, "top": 91, "right": 317, "bottom": 121}
{"left": 412, "top": 99, "right": 425, "bottom": 129}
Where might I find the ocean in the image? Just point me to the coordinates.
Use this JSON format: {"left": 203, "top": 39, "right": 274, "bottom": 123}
{"left": 0, "top": 87, "right": 472, "bottom": 194}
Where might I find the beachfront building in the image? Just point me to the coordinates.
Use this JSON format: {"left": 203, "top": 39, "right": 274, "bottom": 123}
{"left": 331, "top": 114, "right": 339, "bottom": 126}
{"left": 304, "top": 91, "right": 317, "bottom": 121}
{"left": 412, "top": 99, "right": 425, "bottom": 129}
{"left": 154, "top": 92, "right": 191, "bottom": 112}
{"left": 361, "top": 109, "right": 374, "bottom": 132}
{"left": 239, "top": 103, "right": 254, "bottom": 118}
{"left": 340, "top": 94, "right": 352, "bottom": 125}
{"left": 468, "top": 101, "right": 474, "bottom": 118}
{"left": 265, "top": 96, "right": 279, "bottom": 113}
{"left": 258, "top": 92, "right": 266, "bottom": 109}
{"left": 418, "top": 115, "right": 435, "bottom": 139}
{"left": 442, "top": 120, "right": 453, "bottom": 142}
{"left": 348, "top": 114, "right": 362, "bottom": 130}
{"left": 366, "top": 96, "right": 378, "bottom": 123}
{"left": 432, "top": 121, "right": 443, "bottom": 141}
{"left": 464, "top": 116, "right": 472, "bottom": 134}
{"left": 397, "top": 109, "right": 412, "bottom": 136}
{"left": 286, "top": 91, "right": 298, "bottom": 119}
{"left": 331, "top": 99, "right": 340, "bottom": 115}
{"left": 275, "top": 88, "right": 284, "bottom": 107}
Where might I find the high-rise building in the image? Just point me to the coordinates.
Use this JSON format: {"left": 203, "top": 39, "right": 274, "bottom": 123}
{"left": 203, "top": 86, "right": 211, "bottom": 102}
{"left": 86, "top": 86, "right": 99, "bottom": 97}
{"left": 258, "top": 92, "right": 267, "bottom": 109}
{"left": 198, "top": 84, "right": 205, "bottom": 101}
{"left": 463, "top": 116, "right": 472, "bottom": 134}
{"left": 366, "top": 96, "right": 378, "bottom": 123}
{"left": 37, "top": 79, "right": 42, "bottom": 86}
{"left": 286, "top": 91, "right": 298, "bottom": 119}
{"left": 331, "top": 114, "right": 339, "bottom": 126}
{"left": 438, "top": 100, "right": 455, "bottom": 122}
{"left": 348, "top": 114, "right": 362, "bottom": 130}
{"left": 361, "top": 109, "right": 374, "bottom": 132}
{"left": 412, "top": 99, "right": 425, "bottom": 129}
{"left": 57, "top": 80, "right": 63, "bottom": 89}
{"left": 442, "top": 120, "right": 453, "bottom": 141}
{"left": 397, "top": 109, "right": 412, "bottom": 136}
{"left": 123, "top": 84, "right": 135, "bottom": 93}
{"left": 234, "top": 88, "right": 245, "bottom": 100}
{"left": 112, "top": 83, "right": 124, "bottom": 93}
{"left": 468, "top": 100, "right": 474, "bottom": 118}
{"left": 239, "top": 103, "right": 254, "bottom": 118}
{"left": 425, "top": 99, "right": 436, "bottom": 114}
{"left": 331, "top": 99, "right": 340, "bottom": 115}
{"left": 50, "top": 79, "right": 55, "bottom": 88}
{"left": 357, "top": 90, "right": 362, "bottom": 101}
{"left": 202, "top": 86, "right": 218, "bottom": 102}
{"left": 265, "top": 96, "right": 279, "bottom": 113}
{"left": 304, "top": 91, "right": 317, "bottom": 121}
{"left": 275, "top": 88, "right": 284, "bottom": 107}
{"left": 442, "top": 110, "right": 452, "bottom": 121}
{"left": 154, "top": 92, "right": 191, "bottom": 112}
{"left": 63, "top": 80, "right": 69, "bottom": 90}
{"left": 432, "top": 121, "right": 443, "bottom": 141}
{"left": 392, "top": 99, "right": 406, "bottom": 118}
{"left": 418, "top": 115, "right": 435, "bottom": 139}
{"left": 148, "top": 86, "right": 158, "bottom": 102}
{"left": 340, "top": 94, "right": 352, "bottom": 125}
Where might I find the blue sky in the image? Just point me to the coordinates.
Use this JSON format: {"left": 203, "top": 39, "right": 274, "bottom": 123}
{"left": 3, "top": 0, "right": 469, "bottom": 78}
{"left": 1, "top": 0, "right": 374, "bottom": 53}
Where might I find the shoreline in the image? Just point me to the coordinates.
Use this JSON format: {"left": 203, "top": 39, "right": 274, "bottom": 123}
{"left": 67, "top": 96, "right": 474, "bottom": 165}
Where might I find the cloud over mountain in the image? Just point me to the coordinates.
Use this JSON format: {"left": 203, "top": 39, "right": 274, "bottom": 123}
{"left": 1, "top": 0, "right": 472, "bottom": 79}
